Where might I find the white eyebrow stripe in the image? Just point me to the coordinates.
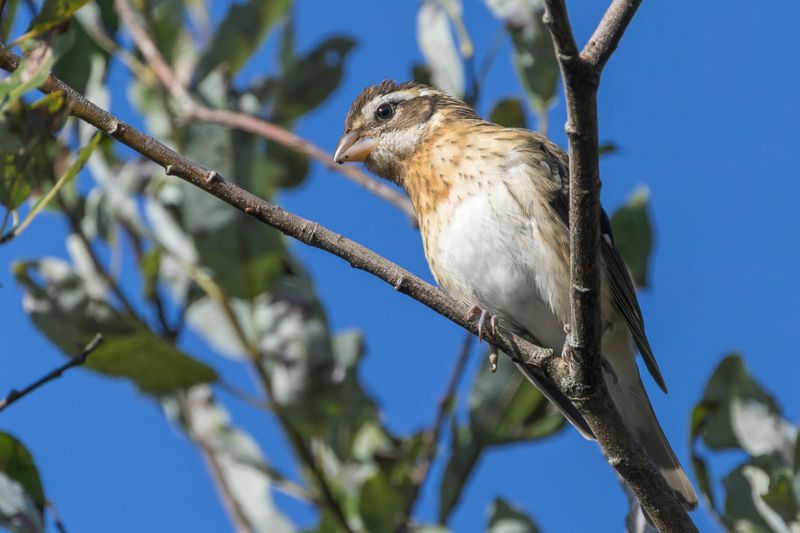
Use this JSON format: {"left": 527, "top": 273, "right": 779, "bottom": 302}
{"left": 361, "top": 89, "right": 433, "bottom": 120}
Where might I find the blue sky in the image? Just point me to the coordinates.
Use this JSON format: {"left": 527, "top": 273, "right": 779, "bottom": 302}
{"left": 1, "top": 1, "right": 799, "bottom": 532}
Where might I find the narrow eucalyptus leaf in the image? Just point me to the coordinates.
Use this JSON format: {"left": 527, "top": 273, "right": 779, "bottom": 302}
{"left": 610, "top": 186, "right": 654, "bottom": 288}
{"left": 417, "top": 0, "right": 464, "bottom": 97}
{"left": 14, "top": 258, "right": 217, "bottom": 395}
{"left": 25, "top": 0, "right": 90, "bottom": 39}
{"left": 193, "top": 0, "right": 291, "bottom": 83}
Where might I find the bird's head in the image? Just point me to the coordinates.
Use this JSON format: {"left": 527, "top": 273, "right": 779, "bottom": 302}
{"left": 334, "top": 80, "right": 477, "bottom": 182}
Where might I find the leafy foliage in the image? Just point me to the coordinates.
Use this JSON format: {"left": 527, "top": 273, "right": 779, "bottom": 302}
{"left": 24, "top": 0, "right": 91, "bottom": 41}
{"left": 691, "top": 355, "right": 799, "bottom": 532}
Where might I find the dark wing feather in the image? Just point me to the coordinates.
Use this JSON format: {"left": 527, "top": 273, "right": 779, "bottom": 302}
{"left": 523, "top": 131, "right": 668, "bottom": 393}
{"left": 600, "top": 211, "right": 667, "bottom": 392}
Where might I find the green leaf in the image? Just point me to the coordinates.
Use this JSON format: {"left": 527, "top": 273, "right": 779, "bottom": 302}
{"left": 1, "top": 0, "right": 20, "bottom": 42}
{"left": 9, "top": 131, "right": 102, "bottom": 241}
{"left": 693, "top": 354, "right": 793, "bottom": 456}
{"left": 723, "top": 464, "right": 795, "bottom": 533}
{"left": 610, "top": 185, "right": 654, "bottom": 288}
{"left": 0, "top": 42, "right": 55, "bottom": 113}
{"left": 417, "top": 0, "right": 464, "bottom": 97}
{"left": 88, "top": 333, "right": 217, "bottom": 394}
{"left": 0, "top": 432, "right": 45, "bottom": 533}
{"left": 23, "top": 0, "right": 91, "bottom": 41}
{"left": 761, "top": 471, "right": 800, "bottom": 524}
{"left": 439, "top": 355, "right": 564, "bottom": 521}
{"left": 0, "top": 433, "right": 44, "bottom": 510}
{"left": 0, "top": 99, "right": 65, "bottom": 211}
{"left": 0, "top": 155, "right": 31, "bottom": 210}
{"left": 267, "top": 141, "right": 309, "bottom": 189}
{"left": 193, "top": 0, "right": 291, "bottom": 83}
{"left": 489, "top": 98, "right": 527, "bottom": 129}
{"left": 487, "top": 498, "right": 540, "bottom": 533}
{"left": 468, "top": 353, "right": 564, "bottom": 445}
{"left": 502, "top": 6, "right": 559, "bottom": 113}
{"left": 14, "top": 258, "right": 217, "bottom": 395}
{"left": 52, "top": 7, "right": 113, "bottom": 95}
{"left": 271, "top": 36, "right": 356, "bottom": 124}
{"left": 358, "top": 471, "right": 406, "bottom": 533}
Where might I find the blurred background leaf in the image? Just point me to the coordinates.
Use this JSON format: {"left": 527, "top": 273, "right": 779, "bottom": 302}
{"left": 487, "top": 498, "right": 540, "bottom": 533}
{"left": 691, "top": 354, "right": 799, "bottom": 532}
{"left": 610, "top": 186, "right": 654, "bottom": 289}
{"left": 0, "top": 432, "right": 44, "bottom": 533}
{"left": 438, "top": 353, "right": 564, "bottom": 522}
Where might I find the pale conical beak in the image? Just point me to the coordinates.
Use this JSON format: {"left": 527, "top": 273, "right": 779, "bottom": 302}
{"left": 334, "top": 131, "right": 376, "bottom": 164}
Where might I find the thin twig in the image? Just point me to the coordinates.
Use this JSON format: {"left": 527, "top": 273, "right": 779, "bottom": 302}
{"left": 216, "top": 380, "right": 275, "bottom": 413}
{"left": 46, "top": 500, "right": 68, "bottom": 533}
{"left": 0, "top": 43, "right": 695, "bottom": 531}
{"left": 113, "top": 0, "right": 417, "bottom": 224}
{"left": 120, "top": 220, "right": 177, "bottom": 340}
{"left": 0, "top": 334, "right": 103, "bottom": 412}
{"left": 177, "top": 392, "right": 252, "bottom": 533}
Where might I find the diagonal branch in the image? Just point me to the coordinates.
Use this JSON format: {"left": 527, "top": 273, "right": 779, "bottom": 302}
{"left": 0, "top": 42, "right": 694, "bottom": 530}
{"left": 113, "top": 0, "right": 417, "bottom": 224}
{"left": 542, "top": 0, "right": 697, "bottom": 531}
{"left": 0, "top": 334, "right": 104, "bottom": 412}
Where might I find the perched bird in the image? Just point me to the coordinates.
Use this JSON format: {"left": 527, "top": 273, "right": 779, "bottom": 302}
{"left": 334, "top": 80, "right": 697, "bottom": 509}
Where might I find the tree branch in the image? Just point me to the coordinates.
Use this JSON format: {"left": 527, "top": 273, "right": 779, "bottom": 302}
{"left": 0, "top": 40, "right": 694, "bottom": 530}
{"left": 584, "top": 0, "right": 643, "bottom": 70}
{"left": 542, "top": 1, "right": 697, "bottom": 531}
{"left": 0, "top": 334, "right": 103, "bottom": 412}
{"left": 112, "top": 0, "right": 417, "bottom": 224}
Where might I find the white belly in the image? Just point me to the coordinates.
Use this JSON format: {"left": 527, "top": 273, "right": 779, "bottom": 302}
{"left": 426, "top": 179, "right": 569, "bottom": 351}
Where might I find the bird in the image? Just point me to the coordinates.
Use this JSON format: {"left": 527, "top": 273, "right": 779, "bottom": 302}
{"left": 334, "top": 80, "right": 698, "bottom": 509}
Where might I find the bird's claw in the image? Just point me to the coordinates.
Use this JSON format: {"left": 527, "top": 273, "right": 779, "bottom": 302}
{"left": 467, "top": 306, "right": 500, "bottom": 372}
{"left": 561, "top": 323, "right": 574, "bottom": 362}
{"left": 467, "top": 305, "right": 497, "bottom": 343}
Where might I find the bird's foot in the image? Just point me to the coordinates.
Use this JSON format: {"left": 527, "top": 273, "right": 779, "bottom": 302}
{"left": 466, "top": 306, "right": 500, "bottom": 372}
{"left": 466, "top": 305, "right": 498, "bottom": 343}
{"left": 561, "top": 323, "right": 575, "bottom": 363}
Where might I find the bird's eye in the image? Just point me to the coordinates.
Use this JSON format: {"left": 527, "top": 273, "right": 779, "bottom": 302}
{"left": 375, "top": 103, "right": 394, "bottom": 121}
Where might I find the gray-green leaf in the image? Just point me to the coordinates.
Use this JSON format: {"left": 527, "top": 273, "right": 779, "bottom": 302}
{"left": 14, "top": 258, "right": 217, "bottom": 395}
{"left": 193, "top": 0, "right": 291, "bottom": 83}
{"left": 417, "top": 0, "right": 464, "bottom": 97}
{"left": 610, "top": 186, "right": 654, "bottom": 288}
{"left": 0, "top": 432, "right": 44, "bottom": 533}
{"left": 487, "top": 498, "right": 540, "bottom": 533}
